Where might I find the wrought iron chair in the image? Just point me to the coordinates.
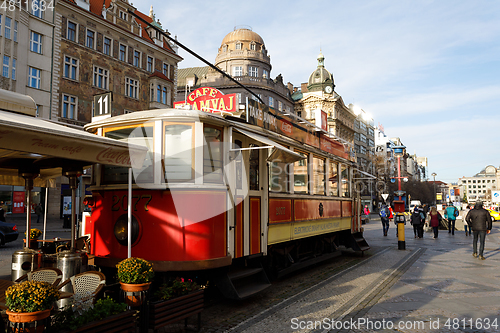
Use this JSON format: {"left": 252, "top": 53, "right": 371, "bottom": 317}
{"left": 14, "top": 267, "right": 63, "bottom": 287}
{"left": 57, "top": 271, "right": 106, "bottom": 313}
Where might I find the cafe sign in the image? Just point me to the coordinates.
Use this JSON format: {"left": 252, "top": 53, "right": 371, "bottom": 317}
{"left": 174, "top": 87, "right": 238, "bottom": 113}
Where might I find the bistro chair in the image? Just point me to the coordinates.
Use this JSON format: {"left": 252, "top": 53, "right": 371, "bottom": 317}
{"left": 15, "top": 267, "right": 63, "bottom": 287}
{"left": 57, "top": 271, "right": 106, "bottom": 312}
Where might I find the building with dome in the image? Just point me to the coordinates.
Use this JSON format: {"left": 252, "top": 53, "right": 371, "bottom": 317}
{"left": 292, "top": 52, "right": 356, "bottom": 147}
{"left": 459, "top": 165, "right": 500, "bottom": 204}
{"left": 293, "top": 52, "right": 376, "bottom": 210}
{"left": 176, "top": 26, "right": 294, "bottom": 114}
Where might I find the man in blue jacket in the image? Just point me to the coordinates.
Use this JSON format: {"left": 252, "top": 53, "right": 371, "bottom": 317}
{"left": 444, "top": 204, "right": 459, "bottom": 235}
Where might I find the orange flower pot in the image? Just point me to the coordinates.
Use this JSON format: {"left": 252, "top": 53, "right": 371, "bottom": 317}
{"left": 6, "top": 308, "right": 51, "bottom": 333}
{"left": 120, "top": 282, "right": 151, "bottom": 307}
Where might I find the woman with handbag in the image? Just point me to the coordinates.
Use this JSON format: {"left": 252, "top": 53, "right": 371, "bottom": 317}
{"left": 429, "top": 206, "right": 443, "bottom": 239}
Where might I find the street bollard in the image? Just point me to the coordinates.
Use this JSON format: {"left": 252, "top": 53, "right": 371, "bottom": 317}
{"left": 396, "top": 213, "right": 406, "bottom": 250}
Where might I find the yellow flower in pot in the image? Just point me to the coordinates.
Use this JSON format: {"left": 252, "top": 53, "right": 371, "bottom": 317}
{"left": 25, "top": 228, "right": 42, "bottom": 240}
{"left": 5, "top": 280, "right": 60, "bottom": 325}
{"left": 116, "top": 257, "right": 154, "bottom": 306}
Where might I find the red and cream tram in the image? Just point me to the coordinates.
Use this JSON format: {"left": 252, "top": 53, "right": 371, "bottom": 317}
{"left": 84, "top": 88, "right": 369, "bottom": 299}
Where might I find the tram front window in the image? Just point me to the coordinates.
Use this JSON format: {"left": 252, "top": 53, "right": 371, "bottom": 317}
{"left": 164, "top": 123, "right": 194, "bottom": 181}
{"left": 341, "top": 164, "right": 350, "bottom": 197}
{"left": 103, "top": 125, "right": 154, "bottom": 184}
{"left": 203, "top": 126, "right": 223, "bottom": 183}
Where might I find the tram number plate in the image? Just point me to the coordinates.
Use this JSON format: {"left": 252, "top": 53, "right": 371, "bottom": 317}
{"left": 111, "top": 195, "right": 152, "bottom": 212}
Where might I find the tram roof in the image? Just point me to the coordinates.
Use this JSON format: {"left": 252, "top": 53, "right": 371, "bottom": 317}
{"left": 85, "top": 108, "right": 357, "bottom": 165}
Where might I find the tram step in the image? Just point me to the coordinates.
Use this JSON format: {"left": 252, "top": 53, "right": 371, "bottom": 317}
{"left": 236, "top": 282, "right": 272, "bottom": 299}
{"left": 216, "top": 263, "right": 271, "bottom": 300}
{"left": 227, "top": 267, "right": 264, "bottom": 281}
{"left": 348, "top": 232, "right": 370, "bottom": 253}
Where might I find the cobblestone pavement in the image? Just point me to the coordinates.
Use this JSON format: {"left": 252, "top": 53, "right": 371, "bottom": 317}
{"left": 168, "top": 218, "right": 500, "bottom": 333}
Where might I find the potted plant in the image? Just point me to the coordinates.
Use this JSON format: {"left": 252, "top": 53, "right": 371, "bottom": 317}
{"left": 24, "top": 228, "right": 42, "bottom": 249}
{"left": 49, "top": 297, "right": 136, "bottom": 333}
{"left": 116, "top": 257, "right": 154, "bottom": 306}
{"left": 149, "top": 278, "right": 204, "bottom": 331}
{"left": 5, "top": 280, "right": 60, "bottom": 332}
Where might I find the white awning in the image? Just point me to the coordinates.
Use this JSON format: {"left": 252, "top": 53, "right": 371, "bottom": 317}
{"left": 0, "top": 110, "right": 148, "bottom": 185}
{"left": 233, "top": 128, "right": 305, "bottom": 164}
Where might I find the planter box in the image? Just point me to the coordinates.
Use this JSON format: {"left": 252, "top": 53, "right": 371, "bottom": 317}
{"left": 60, "top": 310, "right": 137, "bottom": 333}
{"left": 149, "top": 290, "right": 203, "bottom": 332}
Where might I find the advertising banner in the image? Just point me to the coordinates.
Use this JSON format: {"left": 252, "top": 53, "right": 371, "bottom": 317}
{"left": 12, "top": 191, "right": 25, "bottom": 214}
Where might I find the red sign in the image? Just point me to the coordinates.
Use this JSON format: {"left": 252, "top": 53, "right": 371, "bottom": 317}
{"left": 12, "top": 191, "right": 25, "bottom": 214}
{"left": 321, "top": 111, "right": 328, "bottom": 131}
{"left": 174, "top": 87, "right": 238, "bottom": 113}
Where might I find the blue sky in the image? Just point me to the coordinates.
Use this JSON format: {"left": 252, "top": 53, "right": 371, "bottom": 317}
{"left": 138, "top": 0, "right": 500, "bottom": 183}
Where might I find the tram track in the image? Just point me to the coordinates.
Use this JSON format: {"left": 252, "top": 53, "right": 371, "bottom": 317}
{"left": 191, "top": 246, "right": 424, "bottom": 333}
{"left": 191, "top": 247, "right": 389, "bottom": 332}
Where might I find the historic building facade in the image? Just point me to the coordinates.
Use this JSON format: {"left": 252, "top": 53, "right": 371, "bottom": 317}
{"left": 0, "top": 0, "right": 56, "bottom": 118}
{"left": 55, "top": 0, "right": 182, "bottom": 126}
{"left": 176, "top": 26, "right": 294, "bottom": 114}
{"left": 292, "top": 52, "right": 355, "bottom": 146}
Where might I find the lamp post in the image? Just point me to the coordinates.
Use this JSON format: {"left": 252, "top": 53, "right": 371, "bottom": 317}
{"left": 392, "top": 145, "right": 406, "bottom": 250}
{"left": 432, "top": 172, "right": 437, "bottom": 206}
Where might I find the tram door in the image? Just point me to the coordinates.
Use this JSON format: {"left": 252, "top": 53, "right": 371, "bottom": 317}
{"left": 232, "top": 133, "right": 266, "bottom": 259}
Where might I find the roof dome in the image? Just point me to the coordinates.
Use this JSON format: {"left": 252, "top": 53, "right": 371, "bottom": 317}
{"left": 221, "top": 27, "right": 265, "bottom": 46}
{"left": 307, "top": 51, "right": 334, "bottom": 92}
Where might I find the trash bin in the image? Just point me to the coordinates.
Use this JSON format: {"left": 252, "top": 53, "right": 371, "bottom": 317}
{"left": 11, "top": 249, "right": 41, "bottom": 281}
{"left": 63, "top": 215, "right": 71, "bottom": 229}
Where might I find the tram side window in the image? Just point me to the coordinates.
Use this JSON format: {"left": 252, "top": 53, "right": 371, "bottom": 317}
{"left": 293, "top": 151, "right": 308, "bottom": 194}
{"left": 164, "top": 124, "right": 194, "bottom": 181}
{"left": 103, "top": 125, "right": 154, "bottom": 184}
{"left": 329, "top": 162, "right": 339, "bottom": 196}
{"left": 341, "top": 164, "right": 350, "bottom": 197}
{"left": 313, "top": 156, "right": 325, "bottom": 195}
{"left": 203, "top": 126, "right": 223, "bottom": 183}
{"left": 269, "top": 161, "right": 288, "bottom": 193}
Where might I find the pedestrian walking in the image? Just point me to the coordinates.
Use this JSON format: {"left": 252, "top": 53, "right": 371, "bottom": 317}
{"left": 35, "top": 203, "right": 43, "bottom": 224}
{"left": 379, "top": 204, "right": 390, "bottom": 236}
{"left": 444, "top": 204, "right": 459, "bottom": 235}
{"left": 465, "top": 201, "right": 492, "bottom": 260}
{"left": 463, "top": 205, "right": 472, "bottom": 236}
{"left": 0, "top": 201, "right": 5, "bottom": 222}
{"left": 429, "top": 206, "right": 442, "bottom": 239}
{"left": 410, "top": 207, "right": 425, "bottom": 238}
{"left": 363, "top": 205, "right": 370, "bottom": 216}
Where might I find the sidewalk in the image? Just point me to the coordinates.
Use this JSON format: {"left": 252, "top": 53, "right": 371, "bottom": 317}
{"left": 226, "top": 217, "right": 500, "bottom": 332}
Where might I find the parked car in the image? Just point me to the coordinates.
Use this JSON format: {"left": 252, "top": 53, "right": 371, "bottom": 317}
{"left": 0, "top": 221, "right": 18, "bottom": 245}
{"left": 486, "top": 208, "right": 500, "bottom": 222}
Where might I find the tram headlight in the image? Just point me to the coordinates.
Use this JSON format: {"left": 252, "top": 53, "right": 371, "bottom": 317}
{"left": 114, "top": 214, "right": 141, "bottom": 246}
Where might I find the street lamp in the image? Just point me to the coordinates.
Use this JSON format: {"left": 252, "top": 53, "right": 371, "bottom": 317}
{"left": 432, "top": 172, "right": 437, "bottom": 206}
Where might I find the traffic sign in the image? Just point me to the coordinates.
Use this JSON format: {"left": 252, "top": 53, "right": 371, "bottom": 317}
{"left": 382, "top": 193, "right": 389, "bottom": 201}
